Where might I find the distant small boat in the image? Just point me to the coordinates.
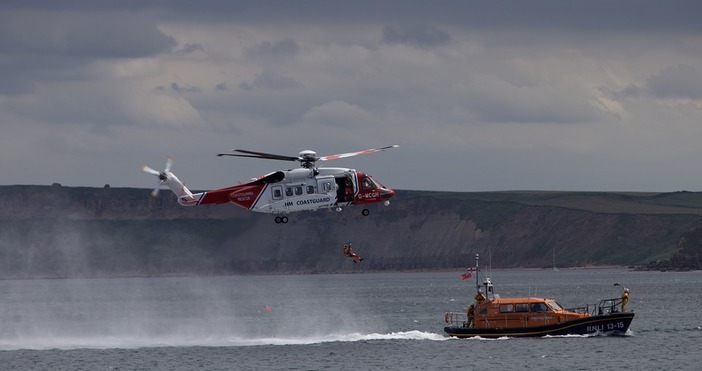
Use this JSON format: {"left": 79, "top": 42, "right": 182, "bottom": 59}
{"left": 444, "top": 254, "right": 634, "bottom": 338}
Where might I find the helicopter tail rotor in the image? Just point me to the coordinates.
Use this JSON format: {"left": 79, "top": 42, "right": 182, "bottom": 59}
{"left": 141, "top": 156, "right": 194, "bottom": 200}
{"left": 141, "top": 156, "right": 174, "bottom": 197}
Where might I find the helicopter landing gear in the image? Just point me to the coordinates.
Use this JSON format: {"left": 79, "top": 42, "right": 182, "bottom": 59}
{"left": 362, "top": 208, "right": 370, "bottom": 216}
{"left": 274, "top": 216, "right": 289, "bottom": 224}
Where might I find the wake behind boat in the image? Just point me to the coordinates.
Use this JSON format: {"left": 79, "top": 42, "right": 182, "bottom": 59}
{"left": 444, "top": 255, "right": 634, "bottom": 338}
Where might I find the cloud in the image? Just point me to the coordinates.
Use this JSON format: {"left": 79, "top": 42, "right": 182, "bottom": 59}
{"left": 647, "top": 64, "right": 702, "bottom": 100}
{"left": 611, "top": 64, "right": 702, "bottom": 104}
{"left": 239, "top": 69, "right": 303, "bottom": 91}
{"left": 465, "top": 77, "right": 608, "bottom": 124}
{"left": 0, "top": 9, "right": 175, "bottom": 96}
{"left": 2, "top": 1, "right": 702, "bottom": 192}
{"left": 167, "top": 82, "right": 203, "bottom": 94}
{"left": 382, "top": 24, "right": 452, "bottom": 48}
{"left": 302, "top": 100, "right": 377, "bottom": 128}
{"left": 246, "top": 39, "right": 300, "bottom": 60}
{"left": 0, "top": 10, "right": 175, "bottom": 58}
{"left": 176, "top": 43, "right": 206, "bottom": 55}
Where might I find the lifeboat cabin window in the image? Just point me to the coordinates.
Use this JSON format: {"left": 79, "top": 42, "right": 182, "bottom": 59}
{"left": 546, "top": 300, "right": 563, "bottom": 311}
{"left": 499, "top": 304, "right": 514, "bottom": 313}
{"left": 515, "top": 303, "right": 529, "bottom": 312}
{"left": 530, "top": 303, "right": 549, "bottom": 312}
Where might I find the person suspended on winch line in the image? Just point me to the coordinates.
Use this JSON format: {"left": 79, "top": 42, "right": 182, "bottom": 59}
{"left": 343, "top": 243, "right": 363, "bottom": 263}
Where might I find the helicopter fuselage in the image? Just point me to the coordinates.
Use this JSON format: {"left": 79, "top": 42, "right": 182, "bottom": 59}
{"left": 177, "top": 167, "right": 395, "bottom": 216}
{"left": 142, "top": 145, "right": 398, "bottom": 223}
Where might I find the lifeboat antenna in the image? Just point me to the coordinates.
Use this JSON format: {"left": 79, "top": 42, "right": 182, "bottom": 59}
{"left": 475, "top": 254, "right": 480, "bottom": 290}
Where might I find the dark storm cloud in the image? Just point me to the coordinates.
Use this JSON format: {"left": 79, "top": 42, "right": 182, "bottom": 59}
{"left": 176, "top": 43, "right": 206, "bottom": 55}
{"left": 169, "top": 83, "right": 202, "bottom": 94}
{"left": 0, "top": 9, "right": 176, "bottom": 95}
{"left": 382, "top": 25, "right": 452, "bottom": 48}
{"left": 246, "top": 39, "right": 300, "bottom": 60}
{"left": 3, "top": 0, "right": 701, "bottom": 32}
{"left": 140, "top": 0, "right": 702, "bottom": 34}
{"left": 612, "top": 65, "right": 702, "bottom": 101}
{"left": 239, "top": 69, "right": 303, "bottom": 91}
{"left": 647, "top": 64, "right": 702, "bottom": 100}
{"left": 0, "top": 11, "right": 175, "bottom": 58}
{"left": 2, "top": 0, "right": 702, "bottom": 192}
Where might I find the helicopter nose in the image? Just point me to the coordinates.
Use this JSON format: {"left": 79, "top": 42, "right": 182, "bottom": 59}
{"left": 381, "top": 187, "right": 395, "bottom": 200}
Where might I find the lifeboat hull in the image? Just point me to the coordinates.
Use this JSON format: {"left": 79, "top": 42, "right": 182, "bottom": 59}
{"left": 444, "top": 311, "right": 634, "bottom": 338}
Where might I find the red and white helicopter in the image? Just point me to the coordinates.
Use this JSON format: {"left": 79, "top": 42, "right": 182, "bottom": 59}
{"left": 141, "top": 145, "right": 398, "bottom": 223}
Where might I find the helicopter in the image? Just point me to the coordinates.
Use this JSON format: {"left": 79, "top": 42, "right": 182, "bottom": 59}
{"left": 141, "top": 145, "right": 398, "bottom": 223}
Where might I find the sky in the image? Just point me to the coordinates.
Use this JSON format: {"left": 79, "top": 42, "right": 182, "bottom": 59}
{"left": 2, "top": 0, "right": 702, "bottom": 192}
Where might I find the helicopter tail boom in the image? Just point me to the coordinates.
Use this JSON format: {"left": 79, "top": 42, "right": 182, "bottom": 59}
{"left": 141, "top": 157, "right": 203, "bottom": 206}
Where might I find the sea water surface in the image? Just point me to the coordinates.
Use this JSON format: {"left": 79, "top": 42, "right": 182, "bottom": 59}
{"left": 0, "top": 269, "right": 700, "bottom": 370}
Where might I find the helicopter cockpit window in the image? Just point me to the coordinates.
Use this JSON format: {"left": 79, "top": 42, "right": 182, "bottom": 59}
{"left": 306, "top": 185, "right": 315, "bottom": 194}
{"left": 361, "top": 175, "right": 377, "bottom": 191}
{"left": 285, "top": 188, "right": 294, "bottom": 197}
{"left": 295, "top": 186, "right": 303, "bottom": 196}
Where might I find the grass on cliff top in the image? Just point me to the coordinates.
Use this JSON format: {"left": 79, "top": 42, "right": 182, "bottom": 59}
{"left": 399, "top": 189, "right": 702, "bottom": 215}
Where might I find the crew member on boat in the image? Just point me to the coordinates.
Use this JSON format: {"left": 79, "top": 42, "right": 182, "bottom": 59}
{"left": 621, "top": 287, "right": 629, "bottom": 312}
{"left": 466, "top": 304, "right": 475, "bottom": 328}
{"left": 475, "top": 289, "right": 486, "bottom": 302}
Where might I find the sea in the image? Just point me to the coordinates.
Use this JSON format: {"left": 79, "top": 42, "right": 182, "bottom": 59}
{"left": 0, "top": 268, "right": 700, "bottom": 370}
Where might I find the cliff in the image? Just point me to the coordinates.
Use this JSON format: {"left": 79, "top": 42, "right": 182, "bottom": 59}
{"left": 1, "top": 185, "right": 701, "bottom": 278}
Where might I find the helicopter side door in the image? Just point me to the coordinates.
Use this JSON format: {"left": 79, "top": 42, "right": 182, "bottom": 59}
{"left": 317, "top": 176, "right": 337, "bottom": 204}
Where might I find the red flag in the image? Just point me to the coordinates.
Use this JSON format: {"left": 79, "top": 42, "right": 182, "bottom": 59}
{"left": 460, "top": 268, "right": 475, "bottom": 280}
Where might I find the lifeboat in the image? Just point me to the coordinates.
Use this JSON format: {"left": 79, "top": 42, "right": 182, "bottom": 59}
{"left": 444, "top": 255, "right": 634, "bottom": 338}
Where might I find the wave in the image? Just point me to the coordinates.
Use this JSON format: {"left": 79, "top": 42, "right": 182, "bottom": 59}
{"left": 230, "top": 330, "right": 448, "bottom": 346}
{"left": 0, "top": 330, "right": 448, "bottom": 351}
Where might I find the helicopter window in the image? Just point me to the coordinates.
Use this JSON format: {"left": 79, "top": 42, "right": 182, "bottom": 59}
{"left": 361, "top": 175, "right": 377, "bottom": 191}
{"left": 285, "top": 188, "right": 294, "bottom": 197}
{"left": 323, "top": 181, "right": 333, "bottom": 192}
{"left": 306, "top": 185, "right": 315, "bottom": 194}
{"left": 295, "top": 186, "right": 303, "bottom": 196}
{"left": 272, "top": 186, "right": 283, "bottom": 200}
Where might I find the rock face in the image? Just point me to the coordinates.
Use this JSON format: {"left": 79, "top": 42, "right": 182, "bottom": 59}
{"left": 1, "top": 185, "right": 702, "bottom": 278}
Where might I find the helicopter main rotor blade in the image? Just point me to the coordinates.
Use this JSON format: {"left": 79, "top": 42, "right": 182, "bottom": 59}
{"left": 163, "top": 156, "right": 174, "bottom": 173}
{"left": 217, "top": 149, "right": 298, "bottom": 161}
{"left": 319, "top": 145, "right": 399, "bottom": 161}
{"left": 141, "top": 165, "right": 160, "bottom": 176}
